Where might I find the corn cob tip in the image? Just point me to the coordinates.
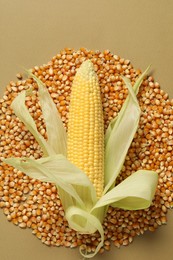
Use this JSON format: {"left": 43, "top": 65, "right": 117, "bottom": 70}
{"left": 76, "top": 60, "right": 96, "bottom": 81}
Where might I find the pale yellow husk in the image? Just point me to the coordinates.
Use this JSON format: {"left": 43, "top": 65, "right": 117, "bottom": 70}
{"left": 3, "top": 61, "right": 158, "bottom": 259}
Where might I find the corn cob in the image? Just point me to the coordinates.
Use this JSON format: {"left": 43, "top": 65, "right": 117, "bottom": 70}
{"left": 67, "top": 60, "right": 104, "bottom": 198}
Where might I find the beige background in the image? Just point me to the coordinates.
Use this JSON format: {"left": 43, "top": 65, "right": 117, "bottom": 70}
{"left": 0, "top": 1, "right": 173, "bottom": 260}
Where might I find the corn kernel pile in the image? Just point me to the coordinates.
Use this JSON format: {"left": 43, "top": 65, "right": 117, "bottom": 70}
{"left": 0, "top": 48, "right": 173, "bottom": 254}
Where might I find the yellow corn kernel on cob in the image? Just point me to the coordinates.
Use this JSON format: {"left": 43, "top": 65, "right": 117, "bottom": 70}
{"left": 67, "top": 60, "right": 104, "bottom": 198}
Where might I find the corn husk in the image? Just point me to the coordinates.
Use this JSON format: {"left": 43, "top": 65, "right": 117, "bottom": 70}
{"left": 4, "top": 62, "right": 158, "bottom": 258}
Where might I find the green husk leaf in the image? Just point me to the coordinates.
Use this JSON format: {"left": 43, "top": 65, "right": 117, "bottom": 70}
{"left": 93, "top": 170, "right": 158, "bottom": 210}
{"left": 3, "top": 154, "right": 101, "bottom": 257}
{"left": 104, "top": 67, "right": 150, "bottom": 193}
{"left": 104, "top": 79, "right": 140, "bottom": 193}
{"left": 133, "top": 65, "right": 151, "bottom": 94}
{"left": 27, "top": 71, "right": 67, "bottom": 156}
{"left": 66, "top": 206, "right": 104, "bottom": 259}
{"left": 11, "top": 91, "right": 54, "bottom": 156}
{"left": 105, "top": 66, "right": 150, "bottom": 145}
{"left": 4, "top": 155, "right": 97, "bottom": 208}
